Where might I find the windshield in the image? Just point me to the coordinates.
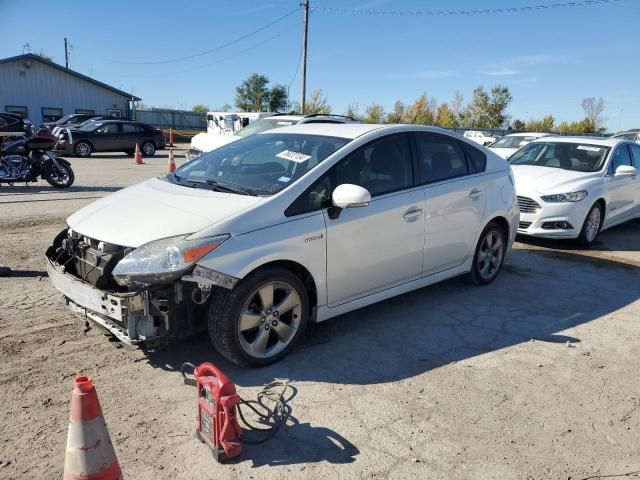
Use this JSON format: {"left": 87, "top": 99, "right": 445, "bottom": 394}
{"left": 235, "top": 118, "right": 297, "bottom": 138}
{"left": 171, "top": 132, "right": 349, "bottom": 195}
{"left": 509, "top": 141, "right": 610, "bottom": 172}
{"left": 492, "top": 135, "right": 537, "bottom": 148}
{"left": 78, "top": 122, "right": 101, "bottom": 132}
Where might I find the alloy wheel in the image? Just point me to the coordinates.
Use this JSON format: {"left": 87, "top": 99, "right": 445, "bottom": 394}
{"left": 76, "top": 142, "right": 90, "bottom": 157}
{"left": 142, "top": 142, "right": 155, "bottom": 155}
{"left": 584, "top": 206, "right": 601, "bottom": 243}
{"left": 477, "top": 230, "right": 504, "bottom": 281}
{"left": 238, "top": 281, "right": 302, "bottom": 359}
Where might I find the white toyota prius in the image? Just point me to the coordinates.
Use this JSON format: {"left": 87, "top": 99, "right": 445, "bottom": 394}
{"left": 47, "top": 124, "right": 518, "bottom": 366}
{"left": 510, "top": 136, "right": 640, "bottom": 245}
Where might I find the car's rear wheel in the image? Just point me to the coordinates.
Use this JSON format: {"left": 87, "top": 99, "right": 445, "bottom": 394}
{"left": 577, "top": 203, "right": 602, "bottom": 246}
{"left": 208, "top": 266, "right": 309, "bottom": 367}
{"left": 73, "top": 141, "right": 92, "bottom": 158}
{"left": 468, "top": 222, "right": 506, "bottom": 285}
{"left": 141, "top": 141, "right": 155, "bottom": 157}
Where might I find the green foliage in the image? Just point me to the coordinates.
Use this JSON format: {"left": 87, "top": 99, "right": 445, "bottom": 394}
{"left": 191, "top": 104, "right": 208, "bottom": 114}
{"left": 234, "top": 73, "right": 289, "bottom": 112}
{"left": 435, "top": 103, "right": 458, "bottom": 127}
{"left": 405, "top": 93, "right": 436, "bottom": 125}
{"left": 512, "top": 119, "right": 526, "bottom": 130}
{"left": 386, "top": 101, "right": 405, "bottom": 124}
{"left": 363, "top": 103, "right": 386, "bottom": 124}
{"left": 462, "top": 85, "right": 512, "bottom": 128}
{"left": 525, "top": 115, "right": 555, "bottom": 132}
{"left": 304, "top": 89, "right": 332, "bottom": 115}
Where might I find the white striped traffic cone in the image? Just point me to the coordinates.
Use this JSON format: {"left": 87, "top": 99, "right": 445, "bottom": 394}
{"left": 63, "top": 376, "right": 123, "bottom": 480}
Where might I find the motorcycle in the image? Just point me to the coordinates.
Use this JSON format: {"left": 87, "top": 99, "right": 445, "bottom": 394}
{"left": 0, "top": 129, "right": 74, "bottom": 188}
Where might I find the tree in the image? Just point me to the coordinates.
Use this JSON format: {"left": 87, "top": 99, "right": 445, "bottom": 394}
{"left": 268, "top": 84, "right": 288, "bottom": 112}
{"left": 304, "top": 89, "right": 331, "bottom": 114}
{"left": 451, "top": 90, "right": 464, "bottom": 120}
{"left": 512, "top": 119, "right": 526, "bottom": 130}
{"left": 405, "top": 93, "right": 436, "bottom": 125}
{"left": 363, "top": 103, "right": 386, "bottom": 124}
{"left": 235, "top": 73, "right": 271, "bottom": 111}
{"left": 486, "top": 85, "right": 513, "bottom": 128}
{"left": 345, "top": 103, "right": 360, "bottom": 120}
{"left": 525, "top": 115, "right": 555, "bottom": 132}
{"left": 386, "top": 101, "right": 405, "bottom": 124}
{"left": 192, "top": 104, "right": 208, "bottom": 114}
{"left": 581, "top": 97, "right": 606, "bottom": 131}
{"left": 463, "top": 85, "right": 512, "bottom": 128}
{"left": 435, "top": 103, "right": 458, "bottom": 127}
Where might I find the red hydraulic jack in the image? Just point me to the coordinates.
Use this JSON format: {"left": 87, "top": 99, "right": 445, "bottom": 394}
{"left": 182, "top": 362, "right": 291, "bottom": 464}
{"left": 183, "top": 362, "right": 243, "bottom": 462}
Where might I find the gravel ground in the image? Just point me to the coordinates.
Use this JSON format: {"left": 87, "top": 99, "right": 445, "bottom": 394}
{"left": 0, "top": 150, "right": 639, "bottom": 480}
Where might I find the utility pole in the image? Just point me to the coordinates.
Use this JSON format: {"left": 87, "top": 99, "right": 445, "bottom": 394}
{"left": 64, "top": 38, "right": 69, "bottom": 69}
{"left": 300, "top": 0, "right": 309, "bottom": 114}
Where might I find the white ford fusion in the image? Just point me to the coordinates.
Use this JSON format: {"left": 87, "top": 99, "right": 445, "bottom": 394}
{"left": 510, "top": 137, "right": 640, "bottom": 245}
{"left": 47, "top": 124, "right": 518, "bottom": 366}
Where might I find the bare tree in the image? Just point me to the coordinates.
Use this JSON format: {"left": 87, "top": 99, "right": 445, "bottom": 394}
{"left": 581, "top": 97, "right": 606, "bottom": 131}
{"left": 304, "top": 89, "right": 332, "bottom": 115}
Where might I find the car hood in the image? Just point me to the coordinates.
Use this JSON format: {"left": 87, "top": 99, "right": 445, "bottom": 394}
{"left": 511, "top": 165, "right": 600, "bottom": 194}
{"left": 191, "top": 132, "right": 240, "bottom": 153}
{"left": 489, "top": 147, "right": 517, "bottom": 159}
{"left": 67, "top": 177, "right": 262, "bottom": 247}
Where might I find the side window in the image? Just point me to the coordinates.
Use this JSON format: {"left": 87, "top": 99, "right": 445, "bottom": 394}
{"left": 462, "top": 142, "right": 487, "bottom": 173}
{"left": 334, "top": 135, "right": 412, "bottom": 197}
{"left": 630, "top": 145, "right": 640, "bottom": 167}
{"left": 285, "top": 171, "right": 332, "bottom": 217}
{"left": 99, "top": 123, "right": 122, "bottom": 134}
{"left": 609, "top": 145, "right": 633, "bottom": 174}
{"left": 415, "top": 134, "right": 468, "bottom": 184}
{"left": 122, "top": 123, "right": 142, "bottom": 133}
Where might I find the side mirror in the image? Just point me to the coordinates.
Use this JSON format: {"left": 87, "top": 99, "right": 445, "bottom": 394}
{"left": 332, "top": 184, "right": 371, "bottom": 209}
{"left": 328, "top": 184, "right": 371, "bottom": 220}
{"left": 615, "top": 165, "right": 637, "bottom": 177}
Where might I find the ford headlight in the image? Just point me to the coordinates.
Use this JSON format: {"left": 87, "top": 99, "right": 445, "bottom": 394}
{"left": 112, "top": 234, "right": 229, "bottom": 286}
{"left": 540, "top": 191, "right": 588, "bottom": 203}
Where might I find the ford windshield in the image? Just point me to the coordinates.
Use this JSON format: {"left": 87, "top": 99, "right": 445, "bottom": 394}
{"left": 169, "top": 132, "right": 349, "bottom": 196}
{"left": 509, "top": 141, "right": 609, "bottom": 172}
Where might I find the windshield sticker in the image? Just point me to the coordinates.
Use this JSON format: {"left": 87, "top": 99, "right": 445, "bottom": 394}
{"left": 278, "top": 176, "right": 291, "bottom": 183}
{"left": 276, "top": 122, "right": 294, "bottom": 126}
{"left": 276, "top": 150, "right": 311, "bottom": 163}
{"left": 577, "top": 145, "right": 602, "bottom": 152}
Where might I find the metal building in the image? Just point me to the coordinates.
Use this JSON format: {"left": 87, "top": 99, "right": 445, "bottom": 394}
{"left": 0, "top": 54, "right": 141, "bottom": 125}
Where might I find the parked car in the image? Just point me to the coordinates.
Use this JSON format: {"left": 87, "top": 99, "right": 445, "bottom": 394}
{"left": 464, "top": 130, "right": 497, "bottom": 146}
{"left": 187, "top": 113, "right": 360, "bottom": 161}
{"left": 510, "top": 137, "right": 640, "bottom": 245}
{"left": 44, "top": 113, "right": 112, "bottom": 131}
{"left": 489, "top": 132, "right": 550, "bottom": 159}
{"left": 55, "top": 120, "right": 165, "bottom": 158}
{"left": 612, "top": 129, "right": 640, "bottom": 143}
{"left": 0, "top": 112, "right": 31, "bottom": 136}
{"left": 47, "top": 123, "right": 518, "bottom": 366}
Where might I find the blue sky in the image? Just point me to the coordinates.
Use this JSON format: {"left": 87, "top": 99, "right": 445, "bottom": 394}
{"left": 1, "top": 0, "right": 638, "bottom": 130}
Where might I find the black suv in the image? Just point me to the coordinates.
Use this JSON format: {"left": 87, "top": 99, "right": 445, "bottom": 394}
{"left": 55, "top": 120, "right": 166, "bottom": 158}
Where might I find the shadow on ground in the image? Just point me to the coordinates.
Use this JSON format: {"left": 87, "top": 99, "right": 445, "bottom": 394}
{"left": 145, "top": 243, "right": 640, "bottom": 388}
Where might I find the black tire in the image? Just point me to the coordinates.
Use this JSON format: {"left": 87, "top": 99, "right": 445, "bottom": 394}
{"left": 208, "top": 266, "right": 309, "bottom": 367}
{"left": 73, "top": 141, "right": 92, "bottom": 158}
{"left": 577, "top": 202, "right": 603, "bottom": 246}
{"left": 468, "top": 222, "right": 507, "bottom": 286}
{"left": 45, "top": 162, "right": 75, "bottom": 188}
{"left": 141, "top": 141, "right": 156, "bottom": 157}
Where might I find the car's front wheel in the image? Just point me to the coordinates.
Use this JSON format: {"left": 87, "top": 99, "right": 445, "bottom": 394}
{"left": 577, "top": 202, "right": 603, "bottom": 246}
{"left": 141, "top": 141, "right": 156, "bottom": 157}
{"left": 208, "top": 266, "right": 309, "bottom": 367}
{"left": 468, "top": 222, "right": 506, "bottom": 285}
{"left": 73, "top": 141, "right": 92, "bottom": 158}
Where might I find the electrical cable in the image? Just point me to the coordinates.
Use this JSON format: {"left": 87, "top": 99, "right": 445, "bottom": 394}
{"left": 311, "top": 0, "right": 624, "bottom": 17}
{"left": 288, "top": 44, "right": 304, "bottom": 91}
{"left": 235, "top": 379, "right": 293, "bottom": 444}
{"left": 108, "top": 7, "right": 300, "bottom": 65}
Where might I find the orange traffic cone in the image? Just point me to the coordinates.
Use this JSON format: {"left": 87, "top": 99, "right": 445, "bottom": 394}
{"left": 134, "top": 143, "right": 144, "bottom": 165}
{"left": 63, "top": 376, "right": 122, "bottom": 480}
{"left": 167, "top": 147, "right": 176, "bottom": 173}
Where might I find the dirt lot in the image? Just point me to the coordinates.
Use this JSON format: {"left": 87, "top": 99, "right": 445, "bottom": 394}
{"left": 1, "top": 149, "right": 639, "bottom": 480}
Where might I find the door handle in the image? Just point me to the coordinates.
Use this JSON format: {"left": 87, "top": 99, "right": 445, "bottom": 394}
{"left": 403, "top": 208, "right": 423, "bottom": 221}
{"left": 469, "top": 187, "right": 484, "bottom": 199}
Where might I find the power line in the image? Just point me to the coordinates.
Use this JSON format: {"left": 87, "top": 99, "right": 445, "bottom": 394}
{"left": 311, "top": 0, "right": 624, "bottom": 17}
{"left": 288, "top": 44, "right": 304, "bottom": 91}
{"left": 118, "top": 25, "right": 299, "bottom": 78}
{"left": 108, "top": 7, "right": 300, "bottom": 65}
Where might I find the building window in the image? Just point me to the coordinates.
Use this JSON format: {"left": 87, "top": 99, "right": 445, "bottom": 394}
{"left": 107, "top": 109, "right": 122, "bottom": 118}
{"left": 75, "top": 109, "right": 95, "bottom": 114}
{"left": 41, "top": 107, "right": 63, "bottom": 123}
{"left": 5, "top": 105, "right": 28, "bottom": 118}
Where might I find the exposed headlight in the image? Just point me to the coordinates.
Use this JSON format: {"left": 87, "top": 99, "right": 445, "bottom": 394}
{"left": 540, "top": 191, "right": 588, "bottom": 203}
{"left": 112, "top": 234, "right": 229, "bottom": 286}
